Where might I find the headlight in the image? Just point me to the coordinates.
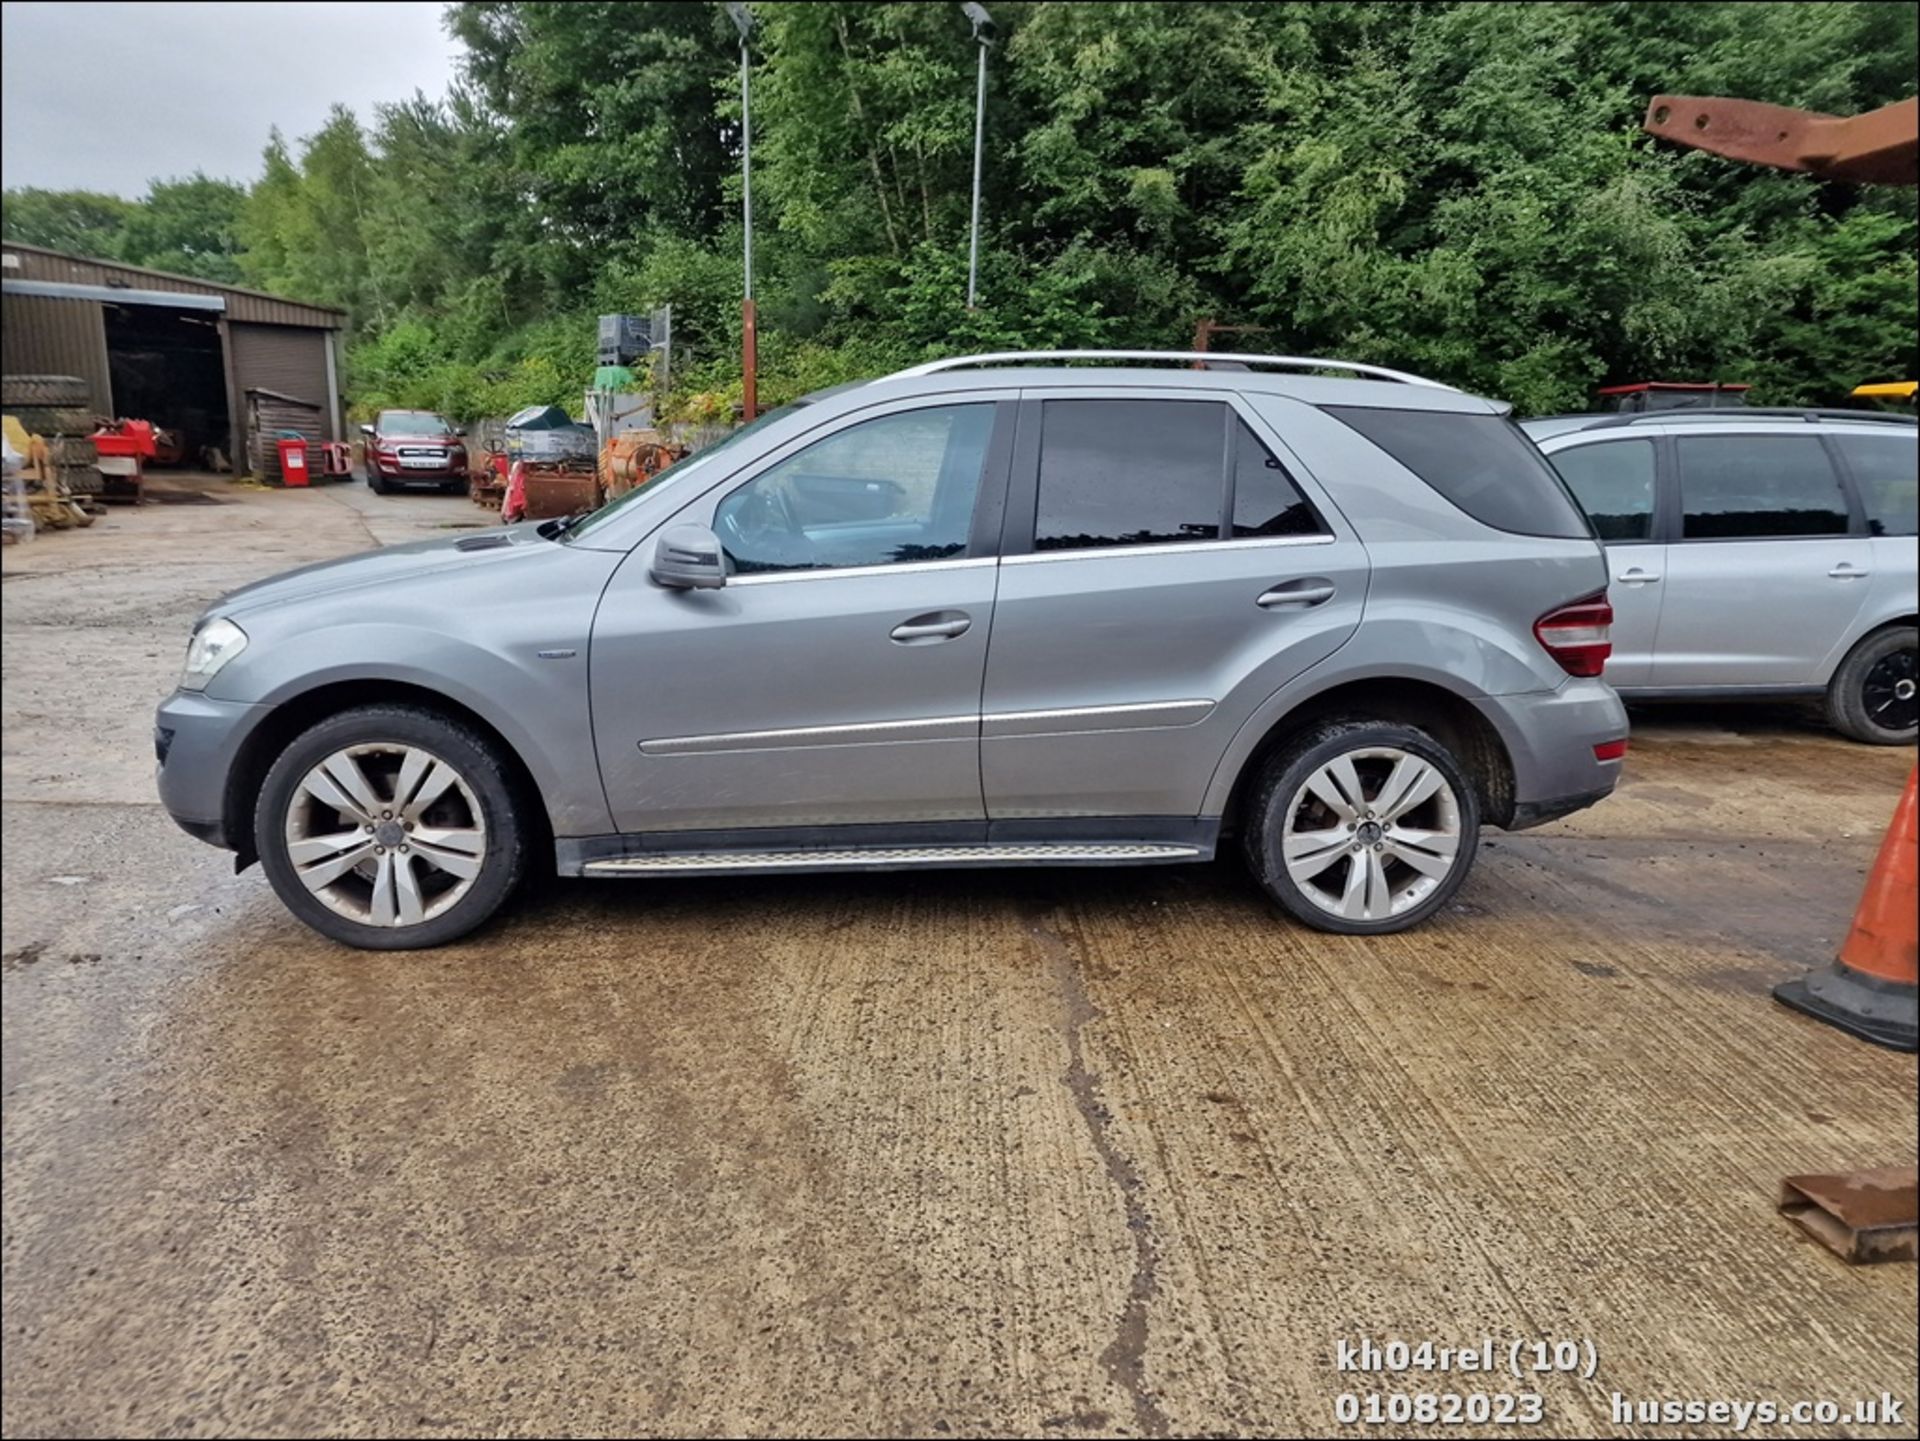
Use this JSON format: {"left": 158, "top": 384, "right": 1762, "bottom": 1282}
{"left": 180, "top": 617, "right": 248, "bottom": 691}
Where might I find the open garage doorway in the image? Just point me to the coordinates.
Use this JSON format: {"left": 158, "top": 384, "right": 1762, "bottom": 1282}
{"left": 102, "top": 302, "right": 233, "bottom": 468}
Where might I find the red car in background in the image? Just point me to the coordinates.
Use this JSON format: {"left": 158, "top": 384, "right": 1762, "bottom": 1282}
{"left": 360, "top": 409, "right": 469, "bottom": 494}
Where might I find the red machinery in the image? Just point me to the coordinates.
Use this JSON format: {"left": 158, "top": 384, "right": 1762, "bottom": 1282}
{"left": 90, "top": 419, "right": 158, "bottom": 503}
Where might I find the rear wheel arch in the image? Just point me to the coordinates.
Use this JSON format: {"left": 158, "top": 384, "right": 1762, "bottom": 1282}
{"left": 1218, "top": 677, "right": 1518, "bottom": 839}
{"left": 224, "top": 679, "right": 549, "bottom": 870}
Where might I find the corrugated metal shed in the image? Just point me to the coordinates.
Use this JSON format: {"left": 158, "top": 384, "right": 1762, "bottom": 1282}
{"left": 0, "top": 292, "right": 113, "bottom": 411}
{"left": 1, "top": 242, "right": 344, "bottom": 329}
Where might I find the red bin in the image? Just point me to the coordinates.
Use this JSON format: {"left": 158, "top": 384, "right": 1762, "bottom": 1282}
{"left": 277, "top": 437, "right": 310, "bottom": 487}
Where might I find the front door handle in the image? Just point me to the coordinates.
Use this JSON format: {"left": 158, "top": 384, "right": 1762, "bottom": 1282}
{"left": 1616, "top": 567, "right": 1661, "bottom": 585}
{"left": 1828, "top": 563, "right": 1870, "bottom": 580}
{"left": 1257, "top": 578, "right": 1336, "bottom": 609}
{"left": 890, "top": 611, "right": 972, "bottom": 644}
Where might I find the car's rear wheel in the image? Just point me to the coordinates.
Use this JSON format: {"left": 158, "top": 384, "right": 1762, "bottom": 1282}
{"left": 254, "top": 705, "right": 529, "bottom": 949}
{"left": 1244, "top": 721, "right": 1480, "bottom": 935}
{"left": 1826, "top": 626, "right": 1919, "bottom": 745}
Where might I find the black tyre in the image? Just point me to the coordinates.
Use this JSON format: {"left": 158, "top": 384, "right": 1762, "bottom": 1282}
{"left": 441, "top": 479, "right": 468, "bottom": 496}
{"left": 1826, "top": 626, "right": 1919, "bottom": 745}
{"left": 7, "top": 404, "right": 96, "bottom": 437}
{"left": 368, "top": 470, "right": 389, "bottom": 494}
{"left": 2, "top": 374, "right": 91, "bottom": 408}
{"left": 254, "top": 704, "right": 531, "bottom": 949}
{"left": 1244, "top": 720, "right": 1481, "bottom": 935}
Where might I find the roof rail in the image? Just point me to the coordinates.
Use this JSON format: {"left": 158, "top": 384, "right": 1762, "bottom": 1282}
{"left": 1575, "top": 406, "right": 1917, "bottom": 431}
{"left": 889, "top": 349, "right": 1457, "bottom": 390}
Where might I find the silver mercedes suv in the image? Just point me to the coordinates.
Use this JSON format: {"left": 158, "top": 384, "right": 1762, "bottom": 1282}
{"left": 155, "top": 351, "right": 1629, "bottom": 949}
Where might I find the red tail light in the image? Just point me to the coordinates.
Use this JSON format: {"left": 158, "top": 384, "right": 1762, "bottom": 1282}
{"left": 1535, "top": 592, "right": 1612, "bottom": 677}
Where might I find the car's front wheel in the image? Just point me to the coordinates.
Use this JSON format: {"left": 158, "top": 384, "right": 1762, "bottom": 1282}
{"left": 1244, "top": 721, "right": 1481, "bottom": 934}
{"left": 254, "top": 704, "right": 529, "bottom": 949}
{"left": 1826, "top": 626, "right": 1919, "bottom": 746}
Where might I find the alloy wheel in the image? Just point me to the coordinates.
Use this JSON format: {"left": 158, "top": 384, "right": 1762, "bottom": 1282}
{"left": 1862, "top": 648, "right": 1918, "bottom": 734}
{"left": 1281, "top": 745, "right": 1465, "bottom": 922}
{"left": 283, "top": 743, "right": 487, "bottom": 927}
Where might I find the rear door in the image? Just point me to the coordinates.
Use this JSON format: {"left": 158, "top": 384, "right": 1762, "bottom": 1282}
{"left": 979, "top": 389, "right": 1367, "bottom": 820}
{"left": 1541, "top": 435, "right": 1663, "bottom": 688}
{"left": 1648, "top": 430, "right": 1872, "bottom": 688}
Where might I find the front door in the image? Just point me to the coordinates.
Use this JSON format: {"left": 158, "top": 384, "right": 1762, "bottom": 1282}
{"left": 590, "top": 398, "right": 1013, "bottom": 834}
{"left": 980, "top": 391, "right": 1367, "bottom": 820}
{"left": 1544, "top": 436, "right": 1663, "bottom": 688}
{"left": 1649, "top": 432, "right": 1872, "bottom": 688}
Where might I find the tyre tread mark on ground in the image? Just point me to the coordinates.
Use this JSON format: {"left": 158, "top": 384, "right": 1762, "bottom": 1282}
{"left": 1030, "top": 907, "right": 1170, "bottom": 1439}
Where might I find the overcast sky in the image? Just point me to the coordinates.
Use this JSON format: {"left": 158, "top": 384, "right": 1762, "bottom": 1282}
{"left": 1, "top": 1, "right": 462, "bottom": 197}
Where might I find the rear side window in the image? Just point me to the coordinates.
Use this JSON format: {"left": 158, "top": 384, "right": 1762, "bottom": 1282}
{"left": 1676, "top": 435, "right": 1850, "bottom": 539}
{"left": 1833, "top": 432, "right": 1918, "bottom": 536}
{"left": 1325, "top": 406, "right": 1591, "bottom": 539}
{"left": 1034, "top": 400, "right": 1322, "bottom": 552}
{"left": 1547, "top": 439, "right": 1656, "bottom": 542}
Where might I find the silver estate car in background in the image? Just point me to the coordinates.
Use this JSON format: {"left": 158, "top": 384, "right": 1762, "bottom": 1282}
{"left": 1524, "top": 409, "right": 1918, "bottom": 745}
{"left": 156, "top": 351, "right": 1629, "bottom": 949}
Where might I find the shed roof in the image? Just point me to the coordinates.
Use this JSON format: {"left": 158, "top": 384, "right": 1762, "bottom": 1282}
{"left": 1, "top": 242, "right": 346, "bottom": 329}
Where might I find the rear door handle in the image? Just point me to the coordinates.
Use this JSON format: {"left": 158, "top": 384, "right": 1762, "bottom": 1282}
{"left": 1616, "top": 567, "right": 1661, "bottom": 585}
{"left": 1257, "top": 578, "right": 1336, "bottom": 609}
{"left": 1828, "top": 564, "right": 1870, "bottom": 580}
{"left": 890, "top": 611, "right": 971, "bottom": 643}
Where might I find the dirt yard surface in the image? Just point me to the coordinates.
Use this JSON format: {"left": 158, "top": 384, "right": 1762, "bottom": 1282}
{"left": 4, "top": 474, "right": 1915, "bottom": 1438}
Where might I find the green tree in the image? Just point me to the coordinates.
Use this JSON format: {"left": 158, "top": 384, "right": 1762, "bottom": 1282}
{"left": 0, "top": 187, "right": 135, "bottom": 258}
{"left": 115, "top": 173, "right": 248, "bottom": 281}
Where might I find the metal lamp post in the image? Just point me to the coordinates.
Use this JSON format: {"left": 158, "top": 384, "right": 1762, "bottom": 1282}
{"left": 725, "top": 1, "right": 758, "bottom": 420}
{"left": 963, "top": 3, "right": 993, "bottom": 310}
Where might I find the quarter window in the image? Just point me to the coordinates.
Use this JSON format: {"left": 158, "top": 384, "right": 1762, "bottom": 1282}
{"left": 714, "top": 405, "right": 994, "bottom": 574}
{"left": 1548, "top": 439, "right": 1657, "bottom": 542}
{"left": 1833, "top": 433, "right": 1918, "bottom": 537}
{"left": 1676, "top": 435, "right": 1850, "bottom": 539}
{"left": 1034, "top": 400, "right": 1322, "bottom": 552}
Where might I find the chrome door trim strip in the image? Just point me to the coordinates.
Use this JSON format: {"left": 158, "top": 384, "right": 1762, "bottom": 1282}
{"left": 1003, "top": 534, "right": 1334, "bottom": 565}
{"left": 981, "top": 699, "right": 1215, "bottom": 738}
{"left": 643, "top": 699, "right": 1218, "bottom": 755}
{"left": 642, "top": 713, "right": 977, "bottom": 756}
{"left": 729, "top": 556, "right": 996, "bottom": 586}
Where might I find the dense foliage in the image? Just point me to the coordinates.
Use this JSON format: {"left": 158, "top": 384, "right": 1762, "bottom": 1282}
{"left": 5, "top": 1, "right": 1915, "bottom": 417}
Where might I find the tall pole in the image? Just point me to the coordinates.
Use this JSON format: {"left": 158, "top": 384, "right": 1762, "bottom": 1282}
{"left": 728, "top": 3, "right": 757, "bottom": 420}
{"left": 963, "top": 4, "right": 993, "bottom": 310}
{"left": 739, "top": 36, "right": 757, "bottom": 421}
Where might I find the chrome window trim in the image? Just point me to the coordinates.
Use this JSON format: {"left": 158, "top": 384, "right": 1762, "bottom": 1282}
{"left": 1003, "top": 533, "right": 1334, "bottom": 565}
{"left": 728, "top": 555, "right": 997, "bottom": 586}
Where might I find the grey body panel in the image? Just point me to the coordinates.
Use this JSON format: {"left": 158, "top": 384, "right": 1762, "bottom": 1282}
{"left": 190, "top": 527, "right": 621, "bottom": 837}
{"left": 1531, "top": 417, "right": 1917, "bottom": 697}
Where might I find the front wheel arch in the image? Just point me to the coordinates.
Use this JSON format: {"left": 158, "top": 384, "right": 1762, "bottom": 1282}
{"left": 224, "top": 679, "right": 549, "bottom": 871}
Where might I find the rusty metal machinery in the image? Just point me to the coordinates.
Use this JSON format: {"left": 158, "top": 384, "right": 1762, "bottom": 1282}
{"left": 1644, "top": 94, "right": 1918, "bottom": 186}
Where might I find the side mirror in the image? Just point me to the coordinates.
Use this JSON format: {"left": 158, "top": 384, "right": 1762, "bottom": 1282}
{"left": 650, "top": 522, "right": 727, "bottom": 590}
{"left": 359, "top": 424, "right": 374, "bottom": 437}
{"left": 455, "top": 427, "right": 467, "bottom": 438}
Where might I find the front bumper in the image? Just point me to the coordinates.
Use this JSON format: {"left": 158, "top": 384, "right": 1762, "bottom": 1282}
{"left": 1473, "top": 678, "right": 1629, "bottom": 831}
{"left": 154, "top": 688, "right": 272, "bottom": 851}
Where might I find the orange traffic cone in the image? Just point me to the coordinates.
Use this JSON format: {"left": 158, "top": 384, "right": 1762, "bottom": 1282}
{"left": 1775, "top": 766, "right": 1919, "bottom": 1052}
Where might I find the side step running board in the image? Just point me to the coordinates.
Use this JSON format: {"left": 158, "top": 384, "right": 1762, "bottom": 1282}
{"left": 581, "top": 841, "right": 1202, "bottom": 878}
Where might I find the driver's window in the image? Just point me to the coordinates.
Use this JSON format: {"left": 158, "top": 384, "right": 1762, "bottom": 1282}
{"left": 714, "top": 405, "right": 994, "bottom": 575}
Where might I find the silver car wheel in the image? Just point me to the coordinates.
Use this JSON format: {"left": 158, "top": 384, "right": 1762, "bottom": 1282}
{"left": 1282, "top": 745, "right": 1464, "bottom": 922}
{"left": 283, "top": 743, "right": 487, "bottom": 928}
